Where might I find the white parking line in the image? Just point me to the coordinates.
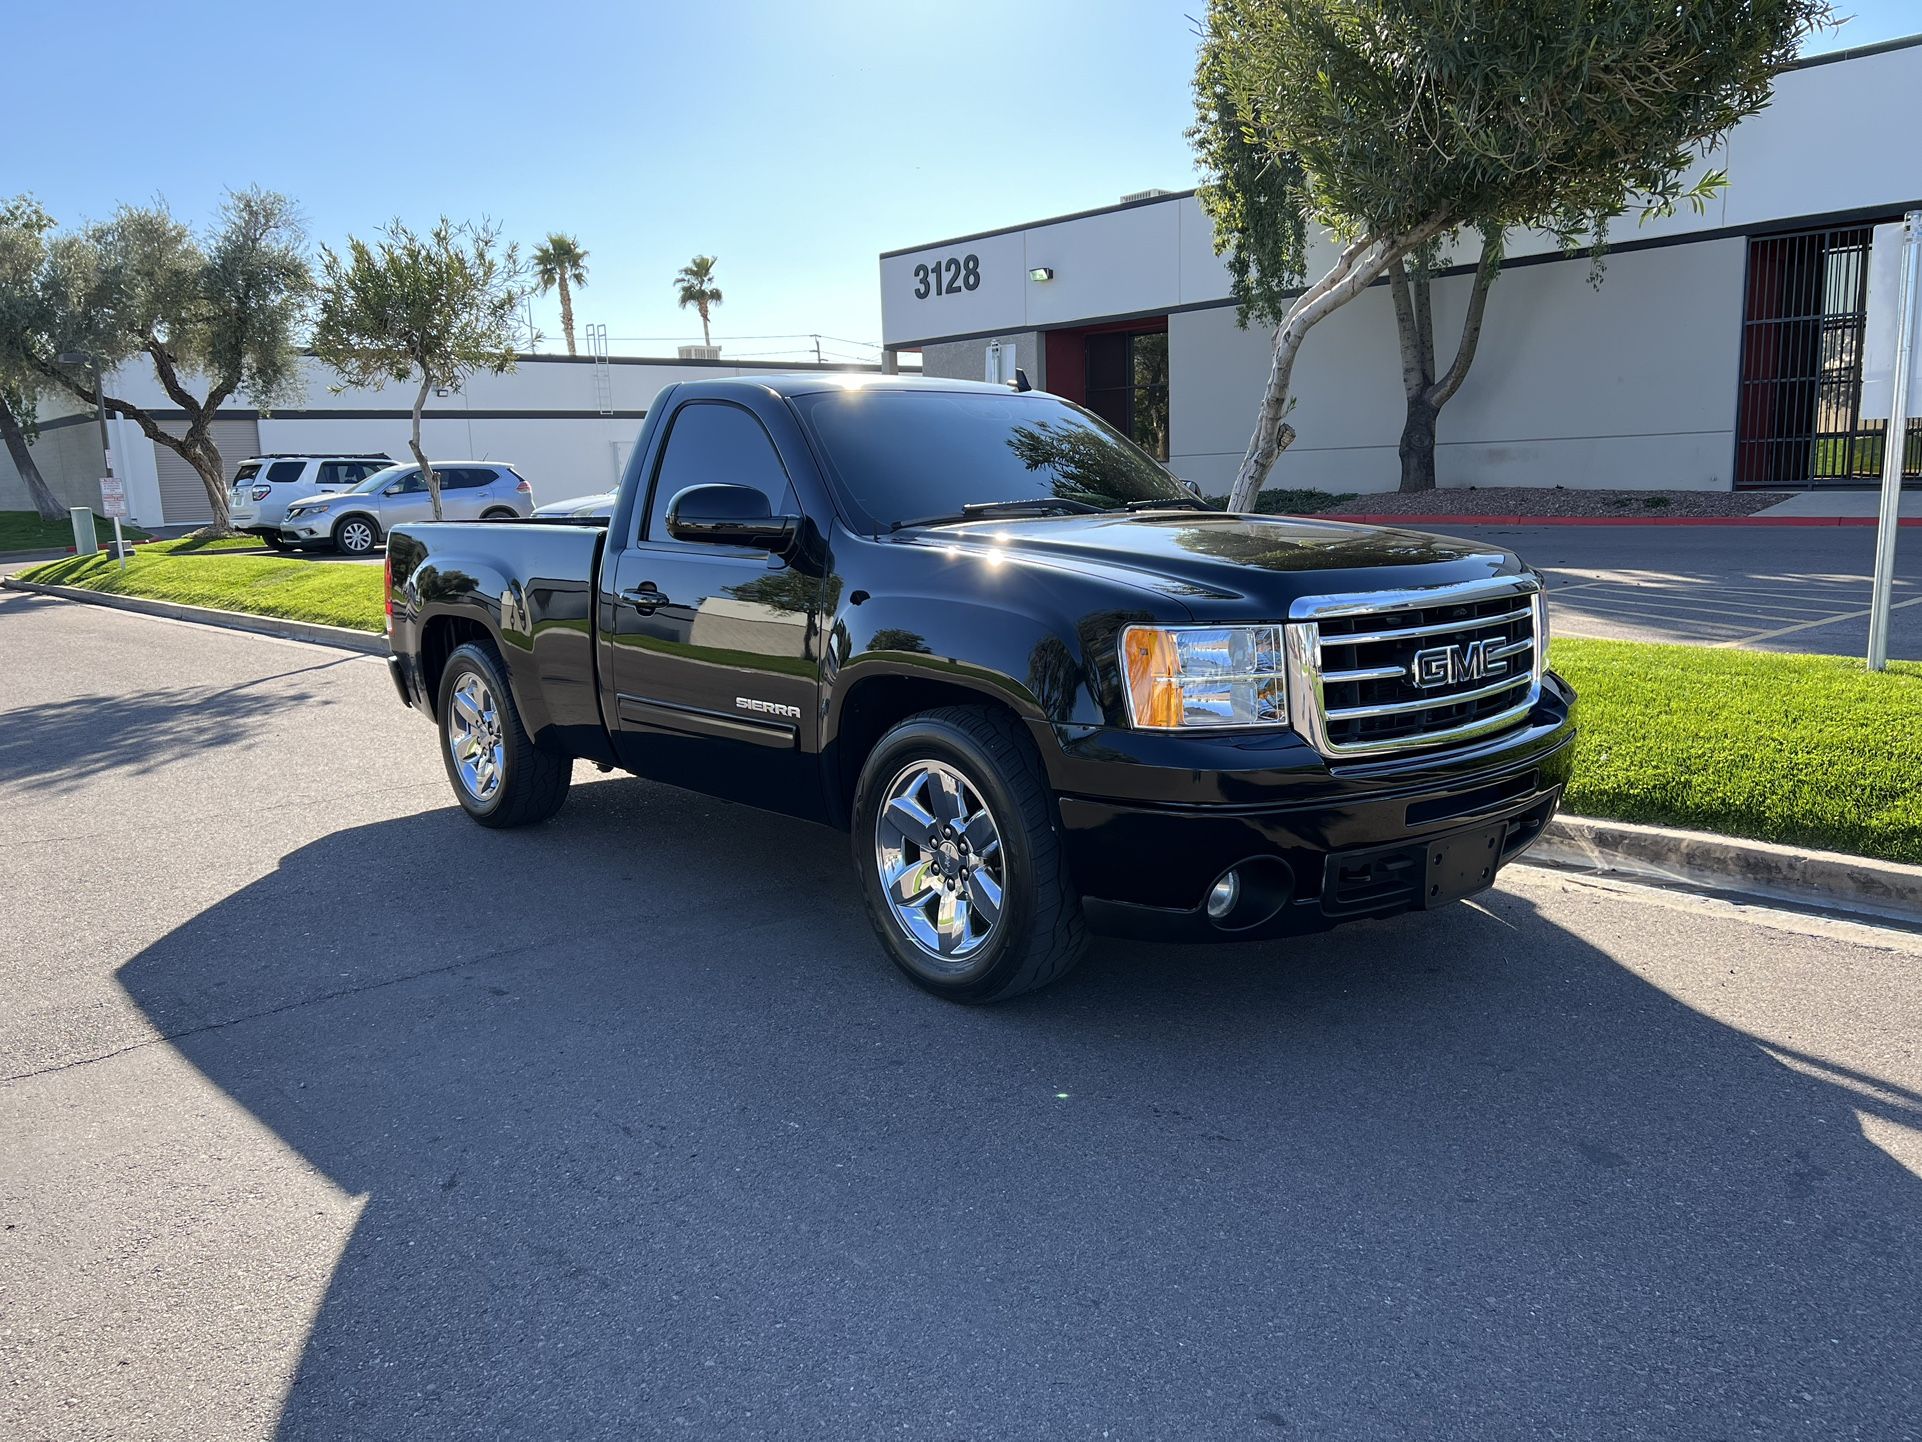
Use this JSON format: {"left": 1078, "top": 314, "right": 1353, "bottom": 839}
{"left": 1715, "top": 592, "right": 1922, "bottom": 647}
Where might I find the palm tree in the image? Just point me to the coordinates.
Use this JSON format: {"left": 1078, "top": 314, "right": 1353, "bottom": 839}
{"left": 533, "top": 233, "right": 589, "bottom": 356}
{"left": 675, "top": 255, "right": 723, "bottom": 349}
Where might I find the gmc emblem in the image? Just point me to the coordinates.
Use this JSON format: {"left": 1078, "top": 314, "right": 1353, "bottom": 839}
{"left": 1411, "top": 638, "right": 1507, "bottom": 689}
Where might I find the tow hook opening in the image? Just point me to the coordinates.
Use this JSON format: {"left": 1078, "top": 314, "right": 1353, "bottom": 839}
{"left": 1203, "top": 857, "right": 1295, "bottom": 932}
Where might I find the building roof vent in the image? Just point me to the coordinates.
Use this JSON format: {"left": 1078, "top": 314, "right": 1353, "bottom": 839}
{"left": 1121, "top": 188, "right": 1176, "bottom": 204}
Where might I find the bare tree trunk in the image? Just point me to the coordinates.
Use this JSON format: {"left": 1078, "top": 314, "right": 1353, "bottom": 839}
{"left": 0, "top": 392, "right": 63, "bottom": 522}
{"left": 1393, "top": 230, "right": 1504, "bottom": 494}
{"left": 1398, "top": 396, "right": 1440, "bottom": 492}
{"left": 559, "top": 277, "right": 577, "bottom": 356}
{"left": 1228, "top": 215, "right": 1449, "bottom": 512}
{"left": 184, "top": 428, "right": 232, "bottom": 532}
{"left": 411, "top": 374, "right": 441, "bottom": 521}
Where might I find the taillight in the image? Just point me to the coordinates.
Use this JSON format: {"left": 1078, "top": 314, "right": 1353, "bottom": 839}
{"left": 514, "top": 479, "right": 531, "bottom": 493}
{"left": 251, "top": 485, "right": 272, "bottom": 501}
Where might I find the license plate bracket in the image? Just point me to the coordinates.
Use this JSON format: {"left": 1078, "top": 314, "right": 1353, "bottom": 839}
{"left": 1422, "top": 822, "right": 1505, "bottom": 908}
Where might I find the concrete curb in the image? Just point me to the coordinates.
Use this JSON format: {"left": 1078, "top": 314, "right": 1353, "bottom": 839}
{"left": 1322, "top": 513, "right": 1922, "bottom": 528}
{"left": 1525, "top": 814, "right": 1922, "bottom": 927}
{"left": 1, "top": 577, "right": 386, "bottom": 655}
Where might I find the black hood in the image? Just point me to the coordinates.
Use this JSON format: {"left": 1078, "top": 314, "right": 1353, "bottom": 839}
{"left": 888, "top": 512, "right": 1526, "bottom": 619}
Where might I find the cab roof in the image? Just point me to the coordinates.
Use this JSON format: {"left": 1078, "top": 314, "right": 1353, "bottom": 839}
{"left": 677, "top": 372, "right": 1021, "bottom": 401}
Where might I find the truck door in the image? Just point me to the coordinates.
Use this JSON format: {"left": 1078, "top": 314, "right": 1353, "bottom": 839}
{"left": 601, "top": 399, "right": 826, "bottom": 819}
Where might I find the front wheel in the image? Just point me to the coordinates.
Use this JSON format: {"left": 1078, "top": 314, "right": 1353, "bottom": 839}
{"left": 852, "top": 705, "right": 1086, "bottom": 1003}
{"left": 257, "top": 532, "right": 289, "bottom": 551}
{"left": 333, "top": 514, "right": 380, "bottom": 556}
{"left": 436, "top": 641, "right": 572, "bottom": 827}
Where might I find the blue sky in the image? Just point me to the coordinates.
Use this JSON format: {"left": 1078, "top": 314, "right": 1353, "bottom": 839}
{"left": 8, "top": 0, "right": 1912, "bottom": 362}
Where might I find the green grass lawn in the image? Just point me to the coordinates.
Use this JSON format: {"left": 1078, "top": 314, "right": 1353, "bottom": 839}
{"left": 0, "top": 509, "right": 150, "bottom": 554}
{"left": 17, "top": 547, "right": 384, "bottom": 632}
{"left": 1551, "top": 637, "right": 1922, "bottom": 864}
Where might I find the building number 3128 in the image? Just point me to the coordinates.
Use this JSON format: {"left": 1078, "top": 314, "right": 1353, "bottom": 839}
{"left": 913, "top": 254, "right": 981, "bottom": 299}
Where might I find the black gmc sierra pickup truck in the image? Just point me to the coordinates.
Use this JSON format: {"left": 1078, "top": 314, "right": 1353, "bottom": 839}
{"left": 386, "top": 374, "right": 1575, "bottom": 1002}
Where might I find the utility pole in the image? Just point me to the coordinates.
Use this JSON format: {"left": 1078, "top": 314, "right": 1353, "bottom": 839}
{"left": 1866, "top": 212, "right": 1920, "bottom": 671}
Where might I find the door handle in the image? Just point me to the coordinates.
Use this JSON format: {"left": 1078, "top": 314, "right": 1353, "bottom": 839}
{"left": 620, "top": 584, "right": 671, "bottom": 613}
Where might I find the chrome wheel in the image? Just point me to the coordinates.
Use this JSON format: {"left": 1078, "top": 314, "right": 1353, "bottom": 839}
{"left": 447, "top": 672, "right": 505, "bottom": 802}
{"left": 338, "top": 518, "right": 376, "bottom": 554}
{"left": 873, "top": 759, "right": 1005, "bottom": 961}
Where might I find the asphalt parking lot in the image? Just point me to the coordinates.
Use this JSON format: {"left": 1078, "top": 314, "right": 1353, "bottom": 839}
{"left": 4, "top": 588, "right": 1922, "bottom": 1440}
{"left": 1441, "top": 523, "right": 1922, "bottom": 657}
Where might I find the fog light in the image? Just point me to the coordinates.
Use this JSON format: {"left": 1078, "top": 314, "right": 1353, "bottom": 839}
{"left": 1206, "top": 871, "right": 1240, "bottom": 919}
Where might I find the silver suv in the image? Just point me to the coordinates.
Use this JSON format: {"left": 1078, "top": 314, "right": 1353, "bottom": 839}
{"left": 228, "top": 454, "right": 392, "bottom": 546}
{"left": 280, "top": 462, "right": 535, "bottom": 555}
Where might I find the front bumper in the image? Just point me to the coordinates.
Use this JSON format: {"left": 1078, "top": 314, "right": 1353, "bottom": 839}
{"left": 1056, "top": 674, "right": 1576, "bottom": 940}
{"left": 280, "top": 516, "right": 334, "bottom": 542}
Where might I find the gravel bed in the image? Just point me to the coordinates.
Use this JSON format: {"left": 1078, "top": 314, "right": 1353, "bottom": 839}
{"left": 1318, "top": 487, "right": 1792, "bottom": 519}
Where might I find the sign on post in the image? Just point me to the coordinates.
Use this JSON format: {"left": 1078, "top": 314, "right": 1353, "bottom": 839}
{"left": 98, "top": 476, "right": 130, "bottom": 571}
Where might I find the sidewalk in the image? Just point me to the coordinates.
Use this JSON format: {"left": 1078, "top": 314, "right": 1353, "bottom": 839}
{"left": 1752, "top": 492, "right": 1922, "bottom": 519}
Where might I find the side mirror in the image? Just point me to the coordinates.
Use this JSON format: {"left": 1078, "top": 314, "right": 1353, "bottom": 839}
{"left": 666, "top": 484, "right": 798, "bottom": 551}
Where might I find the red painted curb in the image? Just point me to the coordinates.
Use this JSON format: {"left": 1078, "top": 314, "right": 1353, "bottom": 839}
{"left": 1320, "top": 513, "right": 1922, "bottom": 528}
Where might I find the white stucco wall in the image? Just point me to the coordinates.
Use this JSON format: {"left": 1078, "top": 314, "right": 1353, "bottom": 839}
{"left": 1170, "top": 238, "right": 1749, "bottom": 495}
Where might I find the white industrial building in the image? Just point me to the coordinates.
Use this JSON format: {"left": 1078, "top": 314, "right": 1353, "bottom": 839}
{"left": 881, "top": 36, "right": 1922, "bottom": 498}
{"left": 1, "top": 352, "right": 886, "bottom": 529}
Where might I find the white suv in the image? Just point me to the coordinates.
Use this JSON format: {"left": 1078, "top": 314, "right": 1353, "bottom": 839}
{"left": 228, "top": 455, "right": 393, "bottom": 546}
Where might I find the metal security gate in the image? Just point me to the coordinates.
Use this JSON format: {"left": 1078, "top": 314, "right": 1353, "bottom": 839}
{"left": 1735, "top": 223, "right": 1922, "bottom": 488}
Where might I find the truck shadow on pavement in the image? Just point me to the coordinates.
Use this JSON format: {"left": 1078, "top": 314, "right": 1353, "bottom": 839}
{"left": 115, "top": 776, "right": 1922, "bottom": 1440}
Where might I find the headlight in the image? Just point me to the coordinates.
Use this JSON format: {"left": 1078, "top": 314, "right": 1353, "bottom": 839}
{"left": 1120, "top": 624, "right": 1287, "bottom": 729}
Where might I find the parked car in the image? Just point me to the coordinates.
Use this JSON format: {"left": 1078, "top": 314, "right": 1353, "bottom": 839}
{"left": 280, "top": 462, "right": 534, "bottom": 555}
{"left": 385, "top": 375, "right": 1574, "bottom": 1003}
{"left": 533, "top": 489, "right": 618, "bottom": 520}
{"left": 228, "top": 454, "right": 392, "bottom": 546}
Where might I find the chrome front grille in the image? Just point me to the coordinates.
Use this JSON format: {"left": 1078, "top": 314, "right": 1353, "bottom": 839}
{"left": 1285, "top": 577, "right": 1545, "bottom": 757}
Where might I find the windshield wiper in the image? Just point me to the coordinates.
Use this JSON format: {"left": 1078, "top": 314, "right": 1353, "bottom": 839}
{"left": 1118, "top": 497, "right": 1212, "bottom": 513}
{"left": 890, "top": 497, "right": 1102, "bottom": 531}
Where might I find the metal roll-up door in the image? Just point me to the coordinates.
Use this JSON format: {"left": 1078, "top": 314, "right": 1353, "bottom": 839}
{"left": 152, "top": 417, "right": 262, "bottom": 524}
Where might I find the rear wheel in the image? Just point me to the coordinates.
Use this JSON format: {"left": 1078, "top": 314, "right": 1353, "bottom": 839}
{"left": 334, "top": 514, "right": 380, "bottom": 556}
{"left": 480, "top": 507, "right": 518, "bottom": 521}
{"left": 852, "top": 705, "right": 1085, "bottom": 1003}
{"left": 436, "top": 641, "right": 572, "bottom": 827}
{"left": 257, "top": 532, "right": 289, "bottom": 551}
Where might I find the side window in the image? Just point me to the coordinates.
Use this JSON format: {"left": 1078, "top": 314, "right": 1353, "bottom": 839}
{"left": 266, "top": 460, "right": 306, "bottom": 485}
{"left": 388, "top": 471, "right": 426, "bottom": 495}
{"left": 445, "top": 468, "right": 494, "bottom": 491}
{"left": 644, "top": 402, "right": 794, "bottom": 543}
{"left": 317, "top": 461, "right": 362, "bottom": 488}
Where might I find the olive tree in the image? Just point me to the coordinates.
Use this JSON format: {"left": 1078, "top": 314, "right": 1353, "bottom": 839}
{"left": 0, "top": 198, "right": 62, "bottom": 521}
{"left": 312, "top": 217, "right": 528, "bottom": 521}
{"left": 1192, "top": 0, "right": 1834, "bottom": 509}
{"left": 0, "top": 189, "right": 312, "bottom": 531}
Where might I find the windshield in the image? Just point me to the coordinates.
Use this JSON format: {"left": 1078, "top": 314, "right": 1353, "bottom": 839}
{"left": 352, "top": 464, "right": 412, "bottom": 494}
{"left": 790, "top": 389, "right": 1197, "bottom": 532}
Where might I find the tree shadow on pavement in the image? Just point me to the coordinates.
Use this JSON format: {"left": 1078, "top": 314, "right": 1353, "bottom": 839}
{"left": 0, "top": 660, "right": 350, "bottom": 794}
{"left": 115, "top": 777, "right": 1922, "bottom": 1440}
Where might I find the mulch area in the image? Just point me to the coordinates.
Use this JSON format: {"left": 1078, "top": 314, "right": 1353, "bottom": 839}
{"left": 1320, "top": 487, "right": 1792, "bottom": 519}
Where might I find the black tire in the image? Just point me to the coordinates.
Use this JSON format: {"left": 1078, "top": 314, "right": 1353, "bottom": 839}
{"left": 852, "top": 705, "right": 1086, "bottom": 1003}
{"left": 480, "top": 508, "right": 518, "bottom": 521}
{"left": 333, "top": 513, "right": 381, "bottom": 556}
{"left": 257, "top": 532, "right": 289, "bottom": 551}
{"left": 436, "top": 640, "right": 572, "bottom": 827}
